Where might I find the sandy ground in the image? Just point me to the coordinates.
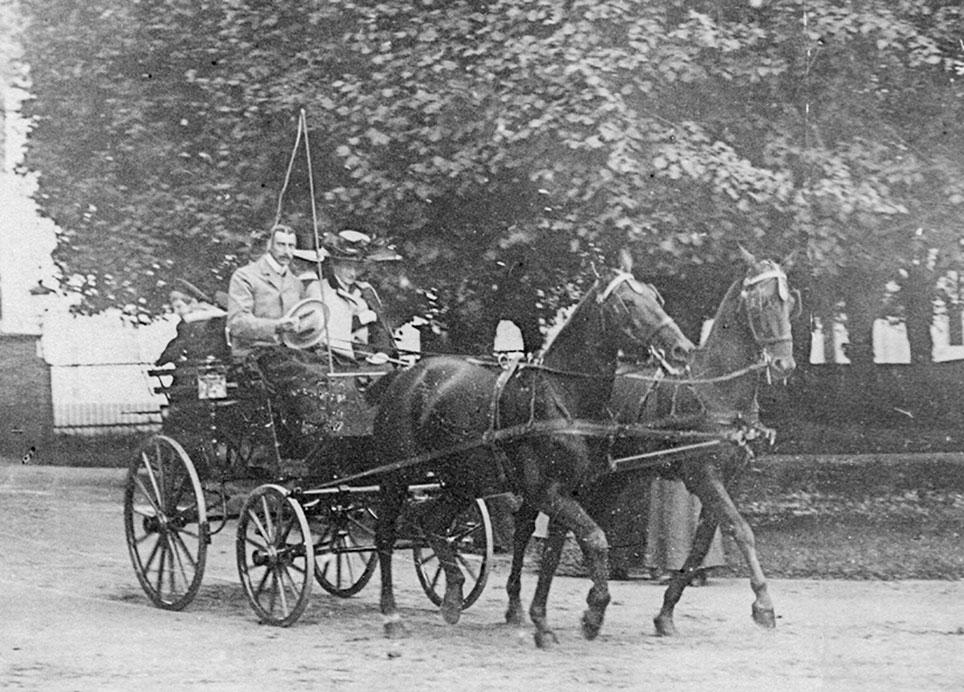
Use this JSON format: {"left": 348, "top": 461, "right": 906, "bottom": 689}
{"left": 1, "top": 461, "right": 962, "bottom": 691}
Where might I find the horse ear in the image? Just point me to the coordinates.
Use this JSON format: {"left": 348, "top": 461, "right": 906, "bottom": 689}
{"left": 781, "top": 248, "right": 800, "bottom": 269}
{"left": 618, "top": 248, "right": 634, "bottom": 273}
{"left": 737, "top": 244, "right": 756, "bottom": 265}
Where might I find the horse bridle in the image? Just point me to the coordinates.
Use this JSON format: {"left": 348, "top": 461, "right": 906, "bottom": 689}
{"left": 740, "top": 264, "right": 797, "bottom": 381}
{"left": 597, "top": 272, "right": 684, "bottom": 374}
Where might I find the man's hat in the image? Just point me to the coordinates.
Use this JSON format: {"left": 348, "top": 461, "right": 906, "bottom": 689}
{"left": 323, "top": 229, "right": 401, "bottom": 262}
{"left": 280, "top": 298, "right": 329, "bottom": 349}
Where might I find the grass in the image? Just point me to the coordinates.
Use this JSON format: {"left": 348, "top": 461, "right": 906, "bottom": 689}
{"left": 546, "top": 454, "right": 964, "bottom": 581}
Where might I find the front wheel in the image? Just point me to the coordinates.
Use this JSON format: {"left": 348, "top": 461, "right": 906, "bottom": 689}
{"left": 413, "top": 498, "right": 493, "bottom": 610}
{"left": 236, "top": 484, "right": 313, "bottom": 627}
{"left": 123, "top": 434, "right": 208, "bottom": 610}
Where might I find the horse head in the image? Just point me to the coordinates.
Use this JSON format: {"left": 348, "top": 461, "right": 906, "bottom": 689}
{"left": 738, "top": 247, "right": 798, "bottom": 382}
{"left": 595, "top": 269, "right": 695, "bottom": 373}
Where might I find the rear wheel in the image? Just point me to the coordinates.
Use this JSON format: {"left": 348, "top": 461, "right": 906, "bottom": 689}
{"left": 123, "top": 434, "right": 208, "bottom": 610}
{"left": 310, "top": 500, "right": 378, "bottom": 597}
{"left": 236, "top": 484, "right": 313, "bottom": 626}
{"left": 413, "top": 498, "right": 493, "bottom": 610}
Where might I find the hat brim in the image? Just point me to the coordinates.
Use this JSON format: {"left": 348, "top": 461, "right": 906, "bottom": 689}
{"left": 326, "top": 251, "right": 366, "bottom": 262}
{"left": 281, "top": 298, "right": 328, "bottom": 350}
{"left": 292, "top": 249, "right": 326, "bottom": 262}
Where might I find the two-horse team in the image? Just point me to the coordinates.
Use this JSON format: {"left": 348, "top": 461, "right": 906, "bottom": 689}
{"left": 368, "top": 247, "right": 798, "bottom": 648}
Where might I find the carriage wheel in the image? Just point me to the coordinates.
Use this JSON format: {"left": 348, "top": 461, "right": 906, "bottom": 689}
{"left": 310, "top": 502, "right": 378, "bottom": 597}
{"left": 236, "top": 484, "right": 313, "bottom": 627}
{"left": 123, "top": 434, "right": 208, "bottom": 611}
{"left": 413, "top": 498, "right": 494, "bottom": 610}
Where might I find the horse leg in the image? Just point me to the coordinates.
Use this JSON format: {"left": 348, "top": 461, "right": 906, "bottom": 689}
{"left": 653, "top": 463, "right": 775, "bottom": 636}
{"left": 377, "top": 486, "right": 408, "bottom": 638}
{"left": 529, "top": 488, "right": 611, "bottom": 647}
{"left": 505, "top": 501, "right": 539, "bottom": 626}
{"left": 653, "top": 505, "right": 719, "bottom": 637}
{"left": 416, "top": 492, "right": 472, "bottom": 625}
{"left": 527, "top": 516, "right": 569, "bottom": 648}
{"left": 701, "top": 466, "right": 776, "bottom": 629}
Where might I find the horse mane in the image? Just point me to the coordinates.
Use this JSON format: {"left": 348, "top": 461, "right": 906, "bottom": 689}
{"left": 699, "top": 274, "right": 745, "bottom": 346}
{"left": 532, "top": 274, "right": 605, "bottom": 363}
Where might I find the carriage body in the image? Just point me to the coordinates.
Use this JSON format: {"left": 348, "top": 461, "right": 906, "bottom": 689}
{"left": 123, "top": 312, "right": 493, "bottom": 625}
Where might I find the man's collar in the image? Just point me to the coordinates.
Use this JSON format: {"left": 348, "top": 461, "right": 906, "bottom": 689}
{"left": 263, "top": 253, "right": 287, "bottom": 275}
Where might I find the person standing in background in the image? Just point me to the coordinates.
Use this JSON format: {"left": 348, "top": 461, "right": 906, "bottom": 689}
{"left": 644, "top": 478, "right": 726, "bottom": 584}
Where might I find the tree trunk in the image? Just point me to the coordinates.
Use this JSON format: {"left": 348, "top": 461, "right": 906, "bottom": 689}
{"left": 838, "top": 268, "right": 880, "bottom": 369}
{"left": 901, "top": 265, "right": 935, "bottom": 364}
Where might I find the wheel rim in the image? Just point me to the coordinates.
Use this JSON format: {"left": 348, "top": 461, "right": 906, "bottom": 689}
{"left": 312, "top": 503, "right": 378, "bottom": 597}
{"left": 236, "top": 485, "right": 313, "bottom": 626}
{"left": 123, "top": 435, "right": 208, "bottom": 611}
{"left": 413, "top": 498, "right": 493, "bottom": 610}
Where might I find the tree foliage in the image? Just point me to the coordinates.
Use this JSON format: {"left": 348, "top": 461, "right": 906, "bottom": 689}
{"left": 16, "top": 0, "right": 964, "bottom": 355}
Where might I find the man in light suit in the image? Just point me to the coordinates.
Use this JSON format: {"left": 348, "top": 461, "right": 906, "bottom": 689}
{"left": 227, "top": 224, "right": 315, "bottom": 357}
{"left": 226, "top": 224, "right": 329, "bottom": 463}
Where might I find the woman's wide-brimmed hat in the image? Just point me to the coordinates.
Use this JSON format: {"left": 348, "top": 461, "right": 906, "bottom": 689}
{"left": 323, "top": 229, "right": 401, "bottom": 262}
{"left": 291, "top": 227, "right": 325, "bottom": 262}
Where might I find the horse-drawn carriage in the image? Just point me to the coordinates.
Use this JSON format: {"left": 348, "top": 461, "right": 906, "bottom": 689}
{"left": 124, "top": 251, "right": 798, "bottom": 644}
{"left": 123, "top": 303, "right": 495, "bottom": 626}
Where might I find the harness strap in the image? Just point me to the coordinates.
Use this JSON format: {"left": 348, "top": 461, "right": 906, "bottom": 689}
{"left": 483, "top": 359, "right": 524, "bottom": 485}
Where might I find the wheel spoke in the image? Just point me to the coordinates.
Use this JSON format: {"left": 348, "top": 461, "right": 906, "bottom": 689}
{"left": 419, "top": 555, "right": 443, "bottom": 592}
{"left": 170, "top": 531, "right": 199, "bottom": 572}
{"left": 142, "top": 536, "right": 163, "bottom": 574}
{"left": 164, "top": 532, "right": 190, "bottom": 594}
{"left": 175, "top": 527, "right": 201, "bottom": 541}
{"left": 131, "top": 504, "right": 155, "bottom": 520}
{"left": 454, "top": 552, "right": 481, "bottom": 582}
{"left": 279, "top": 564, "right": 301, "bottom": 606}
{"left": 255, "top": 565, "right": 272, "bottom": 594}
{"left": 450, "top": 520, "right": 482, "bottom": 544}
{"left": 132, "top": 473, "right": 162, "bottom": 515}
{"left": 246, "top": 507, "right": 270, "bottom": 542}
{"left": 153, "top": 541, "right": 169, "bottom": 596}
{"left": 260, "top": 495, "right": 275, "bottom": 539}
{"left": 268, "top": 569, "right": 280, "bottom": 614}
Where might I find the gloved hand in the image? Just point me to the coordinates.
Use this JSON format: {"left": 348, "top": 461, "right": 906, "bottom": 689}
{"left": 365, "top": 352, "right": 390, "bottom": 365}
{"left": 356, "top": 309, "right": 378, "bottom": 325}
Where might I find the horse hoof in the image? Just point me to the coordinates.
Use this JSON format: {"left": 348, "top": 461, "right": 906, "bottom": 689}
{"left": 384, "top": 620, "right": 410, "bottom": 639}
{"left": 441, "top": 584, "right": 464, "bottom": 625}
{"left": 654, "top": 614, "right": 677, "bottom": 637}
{"left": 752, "top": 604, "right": 776, "bottom": 629}
{"left": 581, "top": 610, "right": 604, "bottom": 640}
{"left": 505, "top": 607, "right": 524, "bottom": 626}
{"left": 534, "top": 629, "right": 558, "bottom": 650}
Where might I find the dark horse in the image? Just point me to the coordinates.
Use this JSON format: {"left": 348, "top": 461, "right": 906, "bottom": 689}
{"left": 504, "top": 248, "right": 797, "bottom": 643}
{"left": 371, "top": 266, "right": 695, "bottom": 640}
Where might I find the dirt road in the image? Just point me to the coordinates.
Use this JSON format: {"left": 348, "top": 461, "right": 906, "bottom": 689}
{"left": 1, "top": 461, "right": 962, "bottom": 690}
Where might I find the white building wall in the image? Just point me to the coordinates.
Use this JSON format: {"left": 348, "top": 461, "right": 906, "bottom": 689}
{"left": 810, "top": 314, "right": 964, "bottom": 364}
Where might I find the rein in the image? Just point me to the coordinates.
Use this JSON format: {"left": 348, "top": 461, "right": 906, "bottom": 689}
{"left": 306, "top": 417, "right": 746, "bottom": 491}
{"left": 620, "top": 359, "right": 769, "bottom": 386}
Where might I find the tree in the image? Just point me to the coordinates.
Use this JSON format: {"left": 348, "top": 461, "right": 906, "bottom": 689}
{"left": 16, "top": 0, "right": 964, "bottom": 358}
